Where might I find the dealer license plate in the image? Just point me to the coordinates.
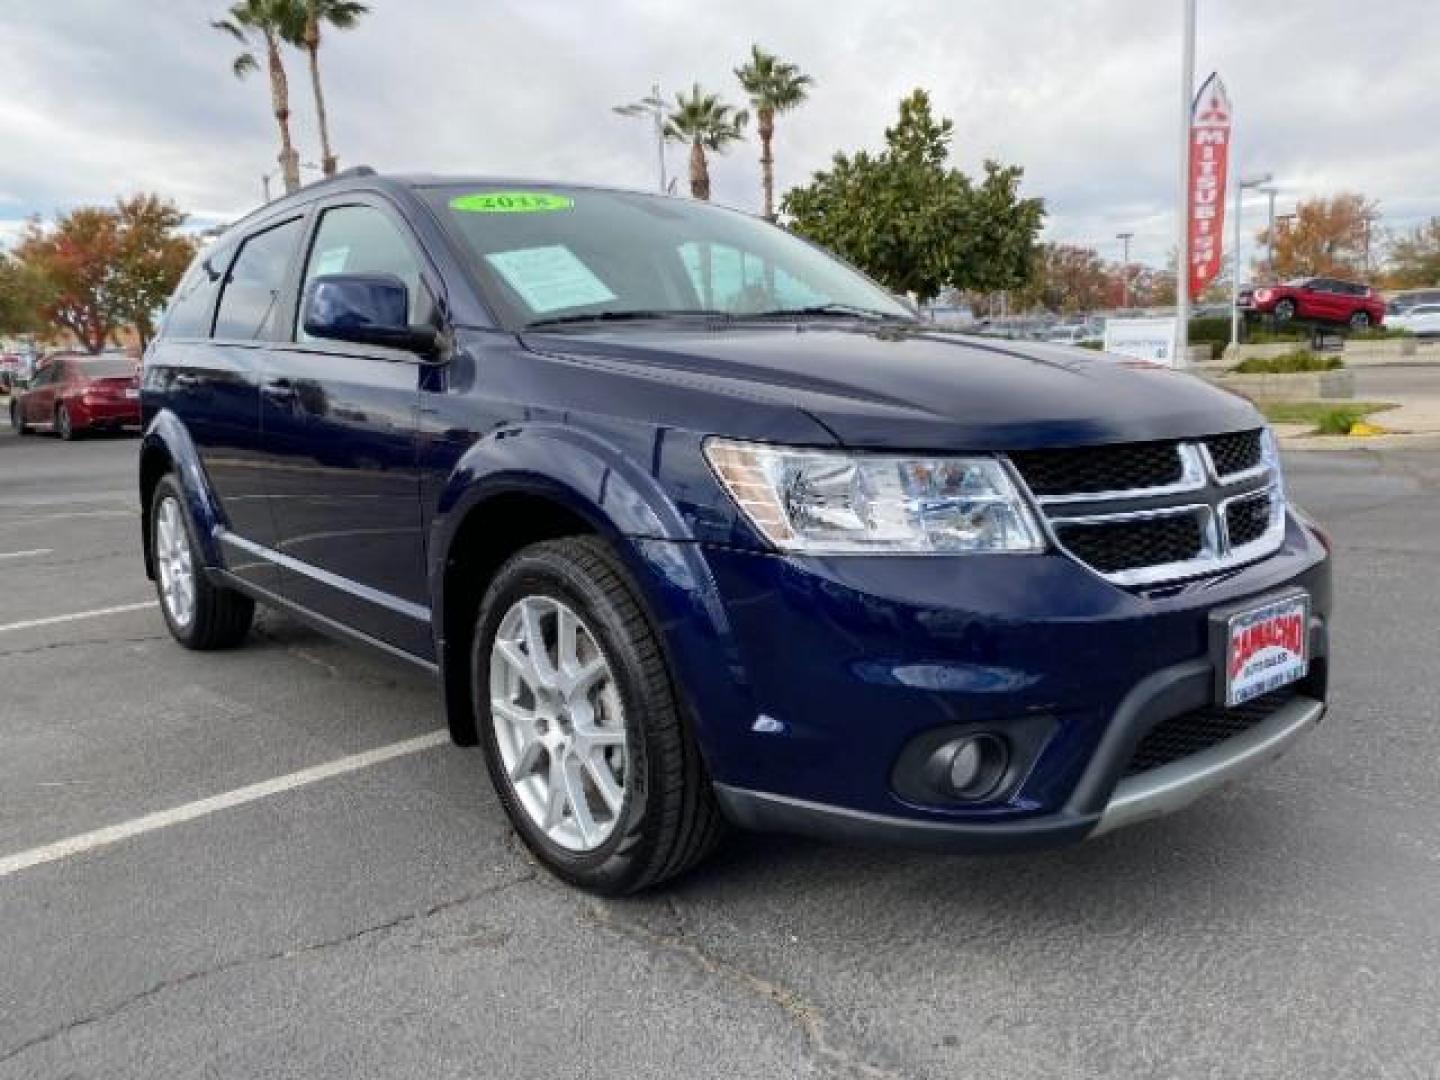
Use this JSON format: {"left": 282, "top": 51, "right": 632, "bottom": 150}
{"left": 1220, "top": 593, "right": 1310, "bottom": 707}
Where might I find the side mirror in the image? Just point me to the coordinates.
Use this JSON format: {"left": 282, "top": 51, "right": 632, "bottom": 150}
{"left": 301, "top": 273, "right": 439, "bottom": 356}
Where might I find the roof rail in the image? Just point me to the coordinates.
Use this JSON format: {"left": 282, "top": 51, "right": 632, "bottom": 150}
{"left": 292, "top": 164, "right": 378, "bottom": 195}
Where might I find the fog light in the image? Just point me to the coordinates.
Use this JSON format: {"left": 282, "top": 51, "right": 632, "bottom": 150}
{"left": 943, "top": 734, "right": 1008, "bottom": 799}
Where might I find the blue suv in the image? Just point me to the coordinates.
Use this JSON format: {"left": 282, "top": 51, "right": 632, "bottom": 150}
{"left": 140, "top": 169, "right": 1331, "bottom": 893}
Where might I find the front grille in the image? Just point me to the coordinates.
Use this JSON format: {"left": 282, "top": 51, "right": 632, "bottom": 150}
{"left": 1054, "top": 514, "right": 1203, "bottom": 573}
{"left": 1226, "top": 490, "right": 1273, "bottom": 548}
{"left": 1008, "top": 440, "right": 1183, "bottom": 498}
{"left": 1122, "top": 688, "right": 1299, "bottom": 778}
{"left": 1204, "top": 430, "right": 1263, "bottom": 477}
{"left": 1008, "top": 431, "right": 1284, "bottom": 586}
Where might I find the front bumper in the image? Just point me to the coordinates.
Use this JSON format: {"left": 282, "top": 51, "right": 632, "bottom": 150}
{"left": 635, "top": 512, "right": 1331, "bottom": 852}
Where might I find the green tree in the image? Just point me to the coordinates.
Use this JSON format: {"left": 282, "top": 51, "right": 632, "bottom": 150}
{"left": 1386, "top": 217, "right": 1440, "bottom": 288}
{"left": 0, "top": 249, "right": 53, "bottom": 337}
{"left": 13, "top": 196, "right": 196, "bottom": 352}
{"left": 781, "top": 89, "right": 1044, "bottom": 302}
{"left": 734, "top": 45, "right": 813, "bottom": 221}
{"left": 663, "top": 84, "right": 748, "bottom": 201}
{"left": 1256, "top": 193, "right": 1377, "bottom": 280}
{"left": 214, "top": 0, "right": 306, "bottom": 195}
{"left": 111, "top": 195, "right": 200, "bottom": 349}
{"left": 283, "top": 0, "right": 368, "bottom": 177}
{"left": 1012, "top": 244, "right": 1111, "bottom": 314}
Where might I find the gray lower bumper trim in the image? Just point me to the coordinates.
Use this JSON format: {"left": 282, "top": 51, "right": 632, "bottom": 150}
{"left": 1091, "top": 695, "right": 1325, "bottom": 837}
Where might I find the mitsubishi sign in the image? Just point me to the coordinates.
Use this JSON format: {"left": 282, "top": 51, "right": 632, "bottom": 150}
{"left": 1187, "top": 73, "right": 1232, "bottom": 301}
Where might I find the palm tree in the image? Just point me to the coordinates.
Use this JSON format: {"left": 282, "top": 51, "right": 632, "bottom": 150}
{"left": 214, "top": 0, "right": 306, "bottom": 195}
{"left": 734, "top": 46, "right": 814, "bottom": 220}
{"left": 663, "top": 84, "right": 748, "bottom": 202}
{"left": 284, "top": 0, "right": 369, "bottom": 177}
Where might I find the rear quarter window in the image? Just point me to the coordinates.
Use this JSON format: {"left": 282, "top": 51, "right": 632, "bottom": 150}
{"left": 162, "top": 247, "right": 230, "bottom": 339}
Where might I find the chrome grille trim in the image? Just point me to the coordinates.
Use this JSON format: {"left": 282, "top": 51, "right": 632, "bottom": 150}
{"left": 1009, "top": 434, "right": 1286, "bottom": 587}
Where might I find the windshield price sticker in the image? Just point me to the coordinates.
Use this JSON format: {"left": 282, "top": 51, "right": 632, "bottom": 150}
{"left": 450, "top": 192, "right": 575, "bottom": 213}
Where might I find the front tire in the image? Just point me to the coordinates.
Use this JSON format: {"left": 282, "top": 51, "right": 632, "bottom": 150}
{"left": 150, "top": 476, "right": 254, "bottom": 650}
{"left": 472, "top": 537, "right": 723, "bottom": 894}
{"left": 10, "top": 401, "right": 28, "bottom": 435}
{"left": 1273, "top": 298, "right": 1297, "bottom": 322}
{"left": 1349, "top": 310, "right": 1371, "bottom": 331}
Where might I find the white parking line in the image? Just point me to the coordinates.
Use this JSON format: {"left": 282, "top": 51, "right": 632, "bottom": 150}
{"left": 0, "top": 730, "right": 452, "bottom": 879}
{"left": 0, "top": 600, "right": 159, "bottom": 635}
{"left": 0, "top": 548, "right": 52, "bottom": 561}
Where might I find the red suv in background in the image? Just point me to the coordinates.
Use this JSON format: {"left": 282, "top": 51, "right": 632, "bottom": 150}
{"left": 1242, "top": 277, "right": 1386, "bottom": 330}
{"left": 9, "top": 353, "right": 141, "bottom": 439}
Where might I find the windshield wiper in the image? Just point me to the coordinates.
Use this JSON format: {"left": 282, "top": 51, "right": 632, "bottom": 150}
{"left": 523, "top": 309, "right": 731, "bottom": 330}
{"left": 744, "top": 303, "right": 913, "bottom": 323}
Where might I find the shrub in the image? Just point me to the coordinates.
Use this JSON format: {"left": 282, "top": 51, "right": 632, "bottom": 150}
{"left": 1313, "top": 407, "right": 1370, "bottom": 435}
{"left": 1350, "top": 326, "right": 1414, "bottom": 340}
{"left": 1232, "top": 349, "right": 1343, "bottom": 374}
{"left": 1187, "top": 317, "right": 1232, "bottom": 360}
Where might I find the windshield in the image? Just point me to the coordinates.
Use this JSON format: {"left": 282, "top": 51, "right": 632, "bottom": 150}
{"left": 421, "top": 184, "right": 914, "bottom": 329}
{"left": 76, "top": 357, "right": 135, "bottom": 378}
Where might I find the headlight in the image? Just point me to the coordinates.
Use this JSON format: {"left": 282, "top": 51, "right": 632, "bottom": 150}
{"left": 1255, "top": 288, "right": 1273, "bottom": 302}
{"left": 704, "top": 439, "right": 1045, "bottom": 554}
{"left": 1261, "top": 425, "right": 1287, "bottom": 502}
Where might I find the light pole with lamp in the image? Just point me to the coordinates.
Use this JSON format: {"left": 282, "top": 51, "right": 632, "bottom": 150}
{"left": 1230, "top": 172, "right": 1273, "bottom": 350}
{"left": 613, "top": 84, "right": 669, "bottom": 194}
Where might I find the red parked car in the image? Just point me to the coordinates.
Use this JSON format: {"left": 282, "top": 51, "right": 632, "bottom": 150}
{"left": 9, "top": 354, "right": 141, "bottom": 439}
{"left": 1242, "top": 277, "right": 1386, "bottom": 330}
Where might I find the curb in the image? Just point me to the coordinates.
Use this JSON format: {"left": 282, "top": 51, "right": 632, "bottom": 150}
{"left": 1278, "top": 432, "right": 1440, "bottom": 452}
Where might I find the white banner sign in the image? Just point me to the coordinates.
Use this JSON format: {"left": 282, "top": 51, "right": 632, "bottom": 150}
{"left": 1102, "top": 317, "right": 1179, "bottom": 366}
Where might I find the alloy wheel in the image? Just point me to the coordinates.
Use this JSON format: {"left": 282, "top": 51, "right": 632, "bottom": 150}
{"left": 488, "top": 595, "right": 628, "bottom": 852}
{"left": 155, "top": 496, "right": 196, "bottom": 629}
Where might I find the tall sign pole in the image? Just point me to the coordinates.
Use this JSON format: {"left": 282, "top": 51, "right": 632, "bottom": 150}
{"left": 1175, "top": 0, "right": 1196, "bottom": 366}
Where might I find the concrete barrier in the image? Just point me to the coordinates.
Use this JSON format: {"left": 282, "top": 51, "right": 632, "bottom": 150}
{"left": 1205, "top": 369, "right": 1355, "bottom": 401}
{"left": 1342, "top": 338, "right": 1440, "bottom": 365}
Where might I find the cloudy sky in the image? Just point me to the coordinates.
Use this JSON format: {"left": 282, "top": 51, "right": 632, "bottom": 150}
{"left": 2, "top": 0, "right": 1437, "bottom": 268}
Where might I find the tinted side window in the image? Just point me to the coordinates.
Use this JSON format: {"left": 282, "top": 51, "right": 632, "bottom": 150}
{"left": 163, "top": 247, "right": 228, "bottom": 339}
{"left": 213, "top": 218, "right": 305, "bottom": 341}
{"left": 296, "top": 204, "right": 433, "bottom": 343}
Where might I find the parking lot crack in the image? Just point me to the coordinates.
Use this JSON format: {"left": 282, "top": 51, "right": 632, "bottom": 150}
{"left": 584, "top": 898, "right": 909, "bottom": 1080}
{"left": 0, "top": 870, "right": 536, "bottom": 1068}
{"left": 0, "top": 633, "right": 166, "bottom": 659}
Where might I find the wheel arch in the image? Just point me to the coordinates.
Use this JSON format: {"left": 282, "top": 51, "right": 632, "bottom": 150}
{"left": 428, "top": 425, "right": 697, "bottom": 747}
{"left": 139, "top": 409, "right": 225, "bottom": 579}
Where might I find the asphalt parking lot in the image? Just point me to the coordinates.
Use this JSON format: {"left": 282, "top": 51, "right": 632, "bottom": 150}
{"left": 2, "top": 424, "right": 1438, "bottom": 1080}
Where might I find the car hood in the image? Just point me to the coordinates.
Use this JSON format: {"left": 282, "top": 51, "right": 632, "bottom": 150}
{"left": 520, "top": 324, "right": 1260, "bottom": 451}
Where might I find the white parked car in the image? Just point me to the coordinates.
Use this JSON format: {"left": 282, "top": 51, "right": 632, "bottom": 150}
{"left": 1389, "top": 303, "right": 1440, "bottom": 337}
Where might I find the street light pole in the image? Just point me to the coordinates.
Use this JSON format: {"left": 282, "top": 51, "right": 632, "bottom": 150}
{"left": 1175, "top": 0, "right": 1197, "bottom": 366}
{"left": 1116, "top": 232, "right": 1134, "bottom": 308}
{"left": 1230, "top": 172, "right": 1273, "bottom": 351}
{"left": 613, "top": 84, "right": 668, "bottom": 193}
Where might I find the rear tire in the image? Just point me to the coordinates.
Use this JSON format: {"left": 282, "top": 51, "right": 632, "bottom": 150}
{"left": 150, "top": 475, "right": 254, "bottom": 650}
{"left": 472, "top": 536, "right": 723, "bottom": 894}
